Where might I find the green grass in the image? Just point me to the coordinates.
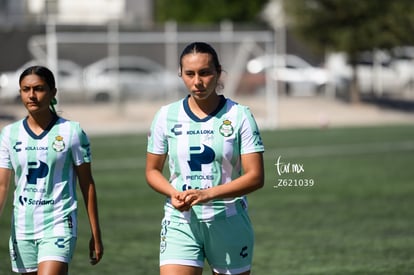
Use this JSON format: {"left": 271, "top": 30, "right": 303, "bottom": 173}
{"left": 1, "top": 124, "right": 414, "bottom": 274}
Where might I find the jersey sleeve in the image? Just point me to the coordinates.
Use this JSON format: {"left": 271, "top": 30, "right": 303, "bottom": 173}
{"left": 239, "top": 106, "right": 265, "bottom": 155}
{"left": 0, "top": 126, "right": 12, "bottom": 169}
{"left": 147, "top": 107, "right": 168, "bottom": 155}
{"left": 71, "top": 122, "right": 92, "bottom": 166}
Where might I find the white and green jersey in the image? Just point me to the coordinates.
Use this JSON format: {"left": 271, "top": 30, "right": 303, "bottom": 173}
{"left": 147, "top": 95, "right": 264, "bottom": 223}
{"left": 0, "top": 115, "right": 91, "bottom": 240}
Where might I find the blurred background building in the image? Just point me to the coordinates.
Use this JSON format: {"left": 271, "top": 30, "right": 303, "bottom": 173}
{"left": 0, "top": 0, "right": 152, "bottom": 26}
{"left": 0, "top": 0, "right": 157, "bottom": 70}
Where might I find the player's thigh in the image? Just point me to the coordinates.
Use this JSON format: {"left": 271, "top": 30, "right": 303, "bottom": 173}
{"left": 161, "top": 264, "right": 203, "bottom": 275}
{"left": 204, "top": 212, "right": 254, "bottom": 274}
{"left": 38, "top": 260, "right": 68, "bottom": 275}
{"left": 159, "top": 219, "right": 204, "bottom": 267}
{"left": 213, "top": 271, "right": 250, "bottom": 275}
{"left": 9, "top": 238, "right": 38, "bottom": 273}
{"left": 37, "top": 236, "right": 77, "bottom": 265}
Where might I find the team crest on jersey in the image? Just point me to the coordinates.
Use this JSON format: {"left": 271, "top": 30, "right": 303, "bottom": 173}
{"left": 219, "top": 119, "right": 234, "bottom": 137}
{"left": 52, "top": 136, "right": 65, "bottom": 152}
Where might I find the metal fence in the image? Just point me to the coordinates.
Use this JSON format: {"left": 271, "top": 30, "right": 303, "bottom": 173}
{"left": 27, "top": 21, "right": 279, "bottom": 128}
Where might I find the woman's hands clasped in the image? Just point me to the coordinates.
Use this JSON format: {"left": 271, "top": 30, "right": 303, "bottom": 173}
{"left": 171, "top": 189, "right": 211, "bottom": 212}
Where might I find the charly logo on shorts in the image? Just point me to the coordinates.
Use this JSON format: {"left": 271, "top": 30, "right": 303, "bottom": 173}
{"left": 52, "top": 136, "right": 65, "bottom": 152}
{"left": 219, "top": 120, "right": 234, "bottom": 137}
{"left": 55, "top": 238, "right": 65, "bottom": 249}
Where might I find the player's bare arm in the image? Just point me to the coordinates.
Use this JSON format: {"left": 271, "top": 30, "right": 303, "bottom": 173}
{"left": 0, "top": 168, "right": 12, "bottom": 217}
{"left": 146, "top": 152, "right": 192, "bottom": 211}
{"left": 75, "top": 163, "right": 104, "bottom": 265}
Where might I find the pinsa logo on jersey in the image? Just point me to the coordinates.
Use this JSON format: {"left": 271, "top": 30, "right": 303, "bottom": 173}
{"left": 52, "top": 136, "right": 65, "bottom": 152}
{"left": 219, "top": 120, "right": 234, "bottom": 137}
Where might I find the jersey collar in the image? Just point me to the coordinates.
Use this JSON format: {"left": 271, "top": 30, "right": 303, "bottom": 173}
{"left": 23, "top": 114, "right": 59, "bottom": 139}
{"left": 183, "top": 95, "right": 227, "bottom": 122}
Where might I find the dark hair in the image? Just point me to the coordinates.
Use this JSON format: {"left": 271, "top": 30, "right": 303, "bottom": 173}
{"left": 179, "top": 42, "right": 222, "bottom": 76}
{"left": 19, "top": 65, "right": 58, "bottom": 113}
{"left": 19, "top": 65, "right": 56, "bottom": 91}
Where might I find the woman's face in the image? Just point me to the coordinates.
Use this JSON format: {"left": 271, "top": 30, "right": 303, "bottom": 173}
{"left": 19, "top": 74, "right": 56, "bottom": 115}
{"left": 180, "top": 52, "right": 220, "bottom": 101}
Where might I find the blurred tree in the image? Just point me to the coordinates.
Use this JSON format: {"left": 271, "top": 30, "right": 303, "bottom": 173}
{"left": 284, "top": 0, "right": 414, "bottom": 102}
{"left": 154, "top": 0, "right": 268, "bottom": 23}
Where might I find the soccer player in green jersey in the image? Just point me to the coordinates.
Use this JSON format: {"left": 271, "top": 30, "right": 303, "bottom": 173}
{"left": 0, "top": 66, "right": 104, "bottom": 274}
{"left": 146, "top": 42, "right": 265, "bottom": 275}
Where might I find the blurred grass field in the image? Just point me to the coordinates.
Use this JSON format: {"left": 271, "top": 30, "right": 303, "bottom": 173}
{"left": 1, "top": 124, "right": 414, "bottom": 274}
